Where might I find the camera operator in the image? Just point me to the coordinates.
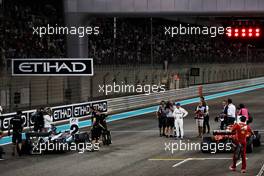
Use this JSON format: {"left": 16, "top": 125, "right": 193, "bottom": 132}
{"left": 90, "top": 107, "right": 102, "bottom": 148}
{"left": 99, "top": 113, "right": 108, "bottom": 130}
{"left": 100, "top": 113, "right": 112, "bottom": 145}
{"left": 9, "top": 111, "right": 24, "bottom": 156}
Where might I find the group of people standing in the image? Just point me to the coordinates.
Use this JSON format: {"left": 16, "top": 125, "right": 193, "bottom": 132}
{"left": 32, "top": 107, "right": 53, "bottom": 133}
{"left": 156, "top": 96, "right": 211, "bottom": 139}
{"left": 218, "top": 98, "right": 251, "bottom": 130}
{"left": 156, "top": 100, "right": 188, "bottom": 139}
{"left": 90, "top": 107, "right": 110, "bottom": 146}
{"left": 5, "top": 107, "right": 53, "bottom": 157}
{"left": 156, "top": 96, "right": 252, "bottom": 139}
{"left": 156, "top": 96, "right": 254, "bottom": 173}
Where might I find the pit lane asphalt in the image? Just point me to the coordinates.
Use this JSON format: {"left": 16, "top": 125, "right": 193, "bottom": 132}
{"left": 0, "top": 88, "right": 264, "bottom": 176}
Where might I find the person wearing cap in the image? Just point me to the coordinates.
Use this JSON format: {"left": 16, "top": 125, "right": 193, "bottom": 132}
{"left": 173, "top": 103, "right": 188, "bottom": 139}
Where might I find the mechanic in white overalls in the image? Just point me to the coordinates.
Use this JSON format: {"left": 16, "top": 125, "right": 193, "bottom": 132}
{"left": 173, "top": 103, "right": 188, "bottom": 139}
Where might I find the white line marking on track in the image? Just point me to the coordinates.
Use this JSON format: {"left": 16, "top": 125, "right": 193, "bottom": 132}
{"left": 149, "top": 157, "right": 248, "bottom": 161}
{"left": 150, "top": 157, "right": 250, "bottom": 169}
{"left": 196, "top": 158, "right": 232, "bottom": 160}
{"left": 257, "top": 163, "right": 264, "bottom": 176}
{"left": 171, "top": 157, "right": 243, "bottom": 168}
{"left": 172, "top": 158, "right": 191, "bottom": 168}
{"left": 236, "top": 161, "right": 242, "bottom": 166}
{"left": 255, "top": 130, "right": 264, "bottom": 132}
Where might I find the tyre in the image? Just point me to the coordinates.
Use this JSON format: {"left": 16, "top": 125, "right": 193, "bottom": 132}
{"left": 201, "top": 136, "right": 213, "bottom": 153}
{"left": 21, "top": 140, "right": 32, "bottom": 155}
{"left": 102, "top": 134, "right": 107, "bottom": 145}
{"left": 75, "top": 132, "right": 90, "bottom": 143}
{"left": 102, "top": 130, "right": 112, "bottom": 146}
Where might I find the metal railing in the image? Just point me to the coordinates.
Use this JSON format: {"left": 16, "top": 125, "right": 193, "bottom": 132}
{"left": 107, "top": 77, "right": 264, "bottom": 114}
{"left": 1, "top": 76, "right": 264, "bottom": 132}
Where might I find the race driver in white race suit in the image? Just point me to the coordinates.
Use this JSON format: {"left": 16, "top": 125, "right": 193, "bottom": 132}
{"left": 173, "top": 103, "right": 188, "bottom": 139}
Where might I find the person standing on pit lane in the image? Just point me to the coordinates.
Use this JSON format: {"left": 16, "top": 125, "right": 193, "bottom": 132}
{"left": 32, "top": 108, "right": 44, "bottom": 132}
{"left": 156, "top": 101, "right": 166, "bottom": 137}
{"left": 219, "top": 100, "right": 228, "bottom": 130}
{"left": 43, "top": 107, "right": 53, "bottom": 132}
{"left": 229, "top": 116, "right": 253, "bottom": 173}
{"left": 90, "top": 107, "right": 102, "bottom": 148}
{"left": 227, "top": 98, "right": 236, "bottom": 125}
{"left": 9, "top": 111, "right": 24, "bottom": 156}
{"left": 165, "top": 101, "right": 175, "bottom": 138}
{"left": 195, "top": 102, "right": 206, "bottom": 138}
{"left": 173, "top": 103, "right": 188, "bottom": 139}
{"left": 237, "top": 104, "right": 253, "bottom": 124}
{"left": 200, "top": 97, "right": 210, "bottom": 134}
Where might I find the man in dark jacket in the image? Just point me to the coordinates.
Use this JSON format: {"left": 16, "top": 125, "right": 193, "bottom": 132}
{"left": 32, "top": 108, "right": 44, "bottom": 132}
{"left": 9, "top": 111, "right": 24, "bottom": 156}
